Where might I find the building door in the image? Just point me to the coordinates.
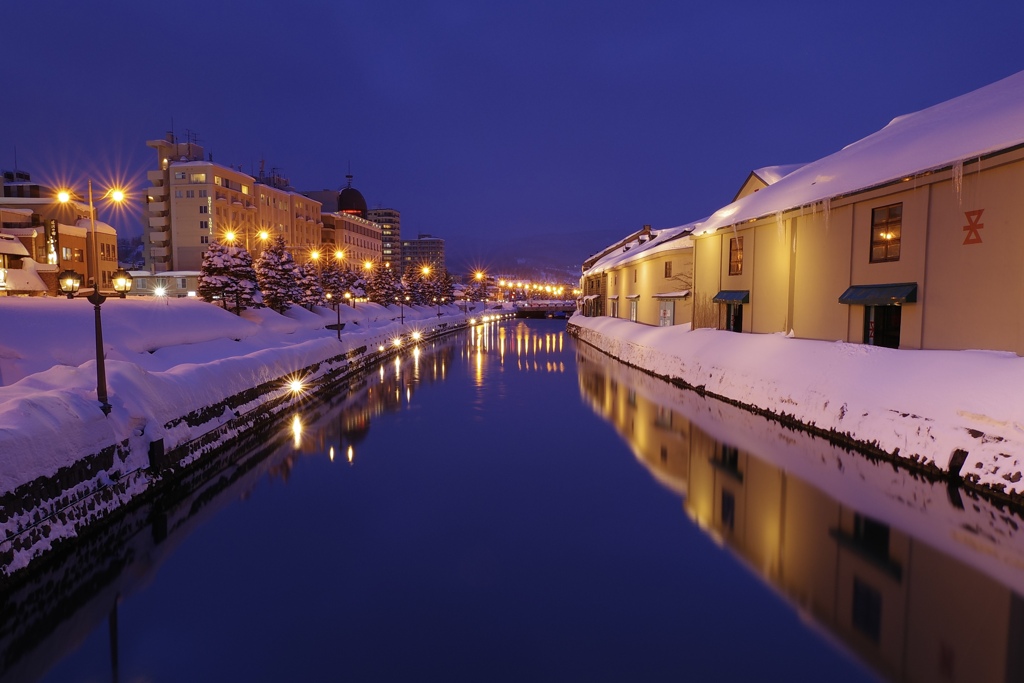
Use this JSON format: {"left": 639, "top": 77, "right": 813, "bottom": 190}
{"left": 629, "top": 299, "right": 638, "bottom": 322}
{"left": 658, "top": 301, "right": 674, "bottom": 327}
{"left": 864, "top": 305, "right": 901, "bottom": 349}
{"left": 725, "top": 303, "right": 743, "bottom": 332}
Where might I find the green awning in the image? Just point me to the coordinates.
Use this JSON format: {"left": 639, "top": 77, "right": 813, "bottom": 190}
{"left": 838, "top": 282, "right": 917, "bottom": 306}
{"left": 713, "top": 290, "right": 749, "bottom": 304}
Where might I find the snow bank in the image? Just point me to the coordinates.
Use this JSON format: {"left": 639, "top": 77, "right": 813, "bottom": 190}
{"left": 569, "top": 314, "right": 1024, "bottom": 497}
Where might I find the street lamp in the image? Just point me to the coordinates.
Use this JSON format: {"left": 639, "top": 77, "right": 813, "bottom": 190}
{"left": 58, "top": 267, "right": 133, "bottom": 415}
{"left": 396, "top": 294, "right": 409, "bottom": 324}
{"left": 58, "top": 181, "right": 126, "bottom": 289}
{"left": 325, "top": 292, "right": 342, "bottom": 340}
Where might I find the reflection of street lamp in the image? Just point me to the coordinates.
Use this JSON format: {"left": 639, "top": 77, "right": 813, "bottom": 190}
{"left": 58, "top": 267, "right": 134, "bottom": 415}
{"left": 58, "top": 181, "right": 126, "bottom": 288}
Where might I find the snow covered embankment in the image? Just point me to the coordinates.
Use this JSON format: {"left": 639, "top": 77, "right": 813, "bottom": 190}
{"left": 569, "top": 314, "right": 1024, "bottom": 499}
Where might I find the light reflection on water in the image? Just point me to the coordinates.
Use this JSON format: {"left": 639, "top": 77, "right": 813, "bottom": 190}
{"left": 576, "top": 339, "right": 1024, "bottom": 683}
{"left": 8, "top": 320, "right": 897, "bottom": 683}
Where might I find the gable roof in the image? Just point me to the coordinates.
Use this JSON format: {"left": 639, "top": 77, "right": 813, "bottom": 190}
{"left": 699, "top": 70, "right": 1024, "bottom": 235}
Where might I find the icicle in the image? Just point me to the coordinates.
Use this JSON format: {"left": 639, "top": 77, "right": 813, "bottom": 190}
{"left": 792, "top": 222, "right": 798, "bottom": 254}
{"left": 951, "top": 159, "right": 964, "bottom": 207}
{"left": 822, "top": 197, "right": 831, "bottom": 233}
{"left": 775, "top": 211, "right": 785, "bottom": 243}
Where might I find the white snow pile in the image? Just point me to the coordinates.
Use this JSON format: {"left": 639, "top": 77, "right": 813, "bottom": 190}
{"left": 0, "top": 296, "right": 476, "bottom": 496}
{"left": 570, "top": 314, "right": 1024, "bottom": 497}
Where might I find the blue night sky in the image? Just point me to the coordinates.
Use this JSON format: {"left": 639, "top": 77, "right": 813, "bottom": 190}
{"left": 4, "top": 0, "right": 1024, "bottom": 266}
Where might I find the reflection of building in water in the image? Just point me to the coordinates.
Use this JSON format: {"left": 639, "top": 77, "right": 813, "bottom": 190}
{"left": 577, "top": 347, "right": 1024, "bottom": 683}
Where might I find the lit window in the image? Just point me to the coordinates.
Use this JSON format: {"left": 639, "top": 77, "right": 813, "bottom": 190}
{"left": 190, "top": 173, "right": 206, "bottom": 183}
{"left": 729, "top": 237, "right": 743, "bottom": 275}
{"left": 870, "top": 203, "right": 902, "bottom": 263}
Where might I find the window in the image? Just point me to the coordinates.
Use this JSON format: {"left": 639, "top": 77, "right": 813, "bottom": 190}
{"left": 199, "top": 220, "right": 209, "bottom": 230}
{"left": 721, "top": 490, "right": 735, "bottom": 532}
{"left": 199, "top": 189, "right": 208, "bottom": 198}
{"left": 852, "top": 578, "right": 882, "bottom": 643}
{"left": 200, "top": 235, "right": 209, "bottom": 244}
{"left": 853, "top": 514, "right": 890, "bottom": 560}
{"left": 174, "top": 172, "right": 186, "bottom": 180}
{"left": 729, "top": 236, "right": 743, "bottom": 275}
{"left": 215, "top": 176, "right": 222, "bottom": 186}
{"left": 61, "top": 246, "right": 72, "bottom": 260}
{"left": 190, "top": 173, "right": 206, "bottom": 183}
{"left": 871, "top": 203, "right": 902, "bottom": 262}
{"left": 174, "top": 190, "right": 183, "bottom": 198}
{"left": 199, "top": 205, "right": 208, "bottom": 214}
{"left": 629, "top": 299, "right": 638, "bottom": 322}
{"left": 177, "top": 278, "right": 187, "bottom": 288}
{"left": 664, "top": 261, "right": 672, "bottom": 278}
{"left": 186, "top": 190, "right": 195, "bottom": 199}
{"left": 633, "top": 269, "right": 637, "bottom": 283}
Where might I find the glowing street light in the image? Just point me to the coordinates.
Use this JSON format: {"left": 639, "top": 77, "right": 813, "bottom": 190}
{"left": 58, "top": 181, "right": 127, "bottom": 288}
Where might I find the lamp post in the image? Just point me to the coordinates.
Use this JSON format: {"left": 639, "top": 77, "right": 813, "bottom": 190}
{"left": 325, "top": 293, "right": 342, "bottom": 340}
{"left": 396, "top": 294, "right": 409, "bottom": 324}
{"left": 58, "top": 267, "right": 133, "bottom": 415}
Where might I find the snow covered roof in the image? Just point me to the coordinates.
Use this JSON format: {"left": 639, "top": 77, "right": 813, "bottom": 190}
{"left": 0, "top": 234, "right": 28, "bottom": 256}
{"left": 698, "top": 70, "right": 1024, "bottom": 235}
{"left": 583, "top": 221, "right": 698, "bottom": 276}
{"left": 74, "top": 218, "right": 116, "bottom": 235}
{"left": 3, "top": 259, "right": 46, "bottom": 291}
{"left": 751, "top": 164, "right": 805, "bottom": 185}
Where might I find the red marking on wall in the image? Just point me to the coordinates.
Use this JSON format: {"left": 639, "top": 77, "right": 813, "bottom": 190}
{"left": 963, "top": 209, "right": 984, "bottom": 245}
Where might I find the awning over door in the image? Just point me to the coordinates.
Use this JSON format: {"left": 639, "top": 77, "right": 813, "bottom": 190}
{"left": 838, "top": 282, "right": 917, "bottom": 306}
{"left": 713, "top": 290, "right": 749, "bottom": 304}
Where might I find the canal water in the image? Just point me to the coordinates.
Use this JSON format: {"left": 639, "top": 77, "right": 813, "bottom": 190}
{"left": 6, "top": 318, "right": 1023, "bottom": 682}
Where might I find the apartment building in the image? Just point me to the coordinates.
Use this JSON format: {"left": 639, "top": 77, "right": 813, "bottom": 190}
{"left": 145, "top": 135, "right": 322, "bottom": 271}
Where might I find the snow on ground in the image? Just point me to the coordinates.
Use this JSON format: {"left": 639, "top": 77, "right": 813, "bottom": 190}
{"left": 3, "top": 295, "right": 1022, "bottom": 504}
{"left": 569, "top": 314, "right": 1024, "bottom": 497}
{"left": 0, "top": 296, "right": 481, "bottom": 495}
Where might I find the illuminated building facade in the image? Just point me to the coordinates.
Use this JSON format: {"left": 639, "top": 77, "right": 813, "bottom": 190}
{"left": 367, "top": 207, "right": 401, "bottom": 268}
{"left": 401, "top": 233, "right": 445, "bottom": 273}
{"left": 145, "top": 134, "right": 322, "bottom": 271}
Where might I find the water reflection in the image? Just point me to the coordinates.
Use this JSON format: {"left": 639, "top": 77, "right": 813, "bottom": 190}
{"left": 0, "top": 326, "right": 580, "bottom": 682}
{"left": 576, "top": 342, "right": 1024, "bottom": 683}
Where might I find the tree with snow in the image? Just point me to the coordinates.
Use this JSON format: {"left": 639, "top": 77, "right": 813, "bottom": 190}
{"left": 198, "top": 242, "right": 260, "bottom": 314}
{"left": 295, "top": 263, "right": 325, "bottom": 310}
{"left": 466, "top": 274, "right": 489, "bottom": 302}
{"left": 339, "top": 267, "right": 366, "bottom": 304}
{"left": 365, "top": 263, "right": 403, "bottom": 306}
{"left": 255, "top": 236, "right": 301, "bottom": 313}
{"left": 403, "top": 266, "right": 431, "bottom": 306}
{"left": 198, "top": 241, "right": 233, "bottom": 309}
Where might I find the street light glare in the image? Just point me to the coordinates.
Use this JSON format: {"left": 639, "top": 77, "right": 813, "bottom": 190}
{"left": 109, "top": 189, "right": 125, "bottom": 203}
{"left": 57, "top": 190, "right": 71, "bottom": 203}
